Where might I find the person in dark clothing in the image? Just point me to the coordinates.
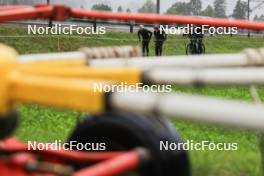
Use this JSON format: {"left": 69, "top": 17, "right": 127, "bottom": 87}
{"left": 153, "top": 25, "right": 167, "bottom": 56}
{"left": 138, "top": 25, "right": 152, "bottom": 56}
{"left": 188, "top": 26, "right": 204, "bottom": 54}
{"left": 195, "top": 27, "right": 204, "bottom": 54}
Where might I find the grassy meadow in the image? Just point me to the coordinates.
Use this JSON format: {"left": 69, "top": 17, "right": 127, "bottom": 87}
{"left": 1, "top": 25, "right": 264, "bottom": 176}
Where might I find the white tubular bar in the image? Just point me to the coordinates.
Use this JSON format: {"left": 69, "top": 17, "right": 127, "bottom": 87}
{"left": 145, "top": 67, "right": 264, "bottom": 86}
{"left": 110, "top": 92, "right": 264, "bottom": 131}
{"left": 17, "top": 46, "right": 141, "bottom": 63}
{"left": 18, "top": 52, "right": 86, "bottom": 63}
{"left": 16, "top": 48, "right": 264, "bottom": 67}
{"left": 80, "top": 46, "right": 141, "bottom": 59}
{"left": 89, "top": 54, "right": 250, "bottom": 69}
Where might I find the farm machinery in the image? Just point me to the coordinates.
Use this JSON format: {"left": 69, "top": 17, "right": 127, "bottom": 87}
{"left": 0, "top": 4, "right": 264, "bottom": 176}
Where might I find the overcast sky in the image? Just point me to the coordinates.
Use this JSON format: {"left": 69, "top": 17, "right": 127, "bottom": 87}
{"left": 49, "top": 0, "right": 263, "bottom": 18}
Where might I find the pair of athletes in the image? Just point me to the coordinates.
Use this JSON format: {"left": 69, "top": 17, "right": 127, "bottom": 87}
{"left": 186, "top": 26, "right": 205, "bottom": 54}
{"left": 138, "top": 25, "right": 205, "bottom": 56}
{"left": 138, "top": 25, "right": 166, "bottom": 56}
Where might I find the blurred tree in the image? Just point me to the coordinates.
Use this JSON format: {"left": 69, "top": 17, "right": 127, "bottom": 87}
{"left": 138, "top": 0, "right": 156, "bottom": 13}
{"left": 254, "top": 15, "right": 258, "bottom": 20}
{"left": 91, "top": 3, "right": 112, "bottom": 11}
{"left": 254, "top": 14, "right": 264, "bottom": 21}
{"left": 4, "top": 0, "right": 36, "bottom": 5}
{"left": 213, "top": 0, "right": 226, "bottom": 18}
{"left": 259, "top": 15, "right": 264, "bottom": 21}
{"left": 20, "top": 0, "right": 34, "bottom": 4}
{"left": 189, "top": 0, "right": 202, "bottom": 16}
{"left": 126, "top": 8, "right": 131, "bottom": 13}
{"left": 117, "top": 5, "right": 123, "bottom": 12}
{"left": 201, "top": 5, "right": 214, "bottom": 17}
{"left": 166, "top": 2, "right": 191, "bottom": 15}
{"left": 232, "top": 0, "right": 248, "bottom": 19}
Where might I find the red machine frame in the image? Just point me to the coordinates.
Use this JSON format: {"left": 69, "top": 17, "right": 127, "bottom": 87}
{"left": 0, "top": 138, "right": 144, "bottom": 176}
{"left": 1, "top": 4, "right": 264, "bottom": 30}
{"left": 1, "top": 4, "right": 264, "bottom": 176}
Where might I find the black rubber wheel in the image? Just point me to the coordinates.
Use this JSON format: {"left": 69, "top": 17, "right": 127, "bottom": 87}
{"left": 67, "top": 111, "right": 191, "bottom": 176}
{"left": 0, "top": 112, "right": 18, "bottom": 139}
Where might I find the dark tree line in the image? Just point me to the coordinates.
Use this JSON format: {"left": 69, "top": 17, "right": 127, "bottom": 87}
{"left": 90, "top": 0, "right": 260, "bottom": 20}
{"left": 254, "top": 15, "right": 264, "bottom": 21}
{"left": 166, "top": 0, "right": 227, "bottom": 18}
{"left": 91, "top": 3, "right": 112, "bottom": 11}
{"left": 0, "top": 0, "right": 42, "bottom": 5}
{"left": 91, "top": 3, "right": 131, "bottom": 13}
{"left": 4, "top": 0, "right": 260, "bottom": 21}
{"left": 166, "top": 0, "right": 250, "bottom": 20}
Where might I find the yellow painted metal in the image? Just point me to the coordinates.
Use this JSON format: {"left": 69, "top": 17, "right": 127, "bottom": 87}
{"left": 0, "top": 44, "right": 17, "bottom": 116}
{"left": 18, "top": 66, "right": 142, "bottom": 85}
{"left": 9, "top": 72, "right": 112, "bottom": 113}
{"left": 24, "top": 59, "right": 86, "bottom": 67}
{"left": 0, "top": 44, "right": 143, "bottom": 115}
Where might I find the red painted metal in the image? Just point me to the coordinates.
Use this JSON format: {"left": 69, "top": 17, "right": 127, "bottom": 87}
{"left": 74, "top": 151, "right": 140, "bottom": 176}
{"left": 0, "top": 138, "right": 125, "bottom": 163}
{"left": 0, "top": 4, "right": 263, "bottom": 31}
{"left": 70, "top": 9, "right": 264, "bottom": 31}
{"left": 0, "top": 5, "right": 53, "bottom": 22}
{"left": 0, "top": 137, "right": 140, "bottom": 176}
{"left": 0, "top": 4, "right": 263, "bottom": 175}
{"left": 0, "top": 5, "right": 32, "bottom": 11}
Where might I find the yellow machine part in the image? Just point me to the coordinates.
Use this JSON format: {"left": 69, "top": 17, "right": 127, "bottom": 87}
{"left": 23, "top": 59, "right": 86, "bottom": 67}
{"left": 0, "top": 44, "right": 17, "bottom": 116}
{"left": 0, "top": 44, "right": 143, "bottom": 116}
{"left": 18, "top": 65, "right": 142, "bottom": 85}
{"left": 9, "top": 72, "right": 111, "bottom": 114}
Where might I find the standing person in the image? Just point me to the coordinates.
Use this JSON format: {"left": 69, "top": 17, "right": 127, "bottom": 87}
{"left": 138, "top": 25, "right": 152, "bottom": 56}
{"left": 154, "top": 25, "right": 167, "bottom": 56}
{"left": 195, "top": 26, "right": 205, "bottom": 54}
{"left": 187, "top": 26, "right": 204, "bottom": 54}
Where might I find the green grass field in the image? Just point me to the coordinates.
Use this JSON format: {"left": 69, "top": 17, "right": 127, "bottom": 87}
{"left": 1, "top": 25, "right": 264, "bottom": 176}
